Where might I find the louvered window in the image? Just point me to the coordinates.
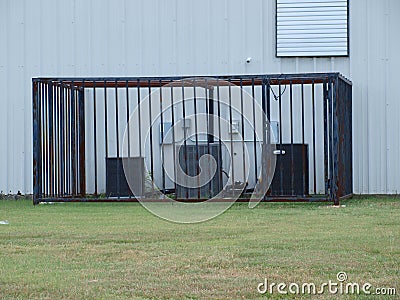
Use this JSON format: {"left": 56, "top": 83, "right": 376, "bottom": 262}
{"left": 276, "top": 0, "right": 349, "bottom": 57}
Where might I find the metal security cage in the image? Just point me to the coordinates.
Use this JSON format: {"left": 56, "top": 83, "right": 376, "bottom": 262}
{"left": 32, "top": 73, "right": 352, "bottom": 205}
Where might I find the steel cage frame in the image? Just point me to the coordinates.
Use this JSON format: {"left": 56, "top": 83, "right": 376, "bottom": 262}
{"left": 33, "top": 73, "right": 352, "bottom": 205}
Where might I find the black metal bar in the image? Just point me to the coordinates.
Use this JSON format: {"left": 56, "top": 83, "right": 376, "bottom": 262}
{"left": 192, "top": 80, "right": 200, "bottom": 199}
{"left": 76, "top": 88, "right": 79, "bottom": 193}
{"left": 261, "top": 80, "right": 267, "bottom": 144}
{"left": 60, "top": 85, "right": 65, "bottom": 196}
{"left": 208, "top": 87, "right": 214, "bottom": 144}
{"left": 170, "top": 83, "right": 177, "bottom": 195}
{"left": 40, "top": 82, "right": 46, "bottom": 197}
{"left": 52, "top": 85, "right": 57, "bottom": 196}
{"left": 33, "top": 81, "right": 41, "bottom": 204}
{"left": 115, "top": 81, "right": 120, "bottom": 198}
{"left": 48, "top": 82, "right": 54, "bottom": 197}
{"left": 181, "top": 81, "right": 188, "bottom": 199}
{"left": 261, "top": 79, "right": 268, "bottom": 199}
{"left": 126, "top": 80, "right": 131, "bottom": 158}
{"left": 137, "top": 80, "right": 142, "bottom": 159}
{"left": 57, "top": 85, "right": 62, "bottom": 196}
{"left": 251, "top": 79, "right": 258, "bottom": 187}
{"left": 265, "top": 82, "right": 271, "bottom": 201}
{"left": 69, "top": 85, "right": 74, "bottom": 196}
{"left": 71, "top": 83, "right": 77, "bottom": 195}
{"left": 301, "top": 82, "right": 306, "bottom": 196}
{"left": 54, "top": 84, "right": 59, "bottom": 196}
{"left": 159, "top": 80, "right": 166, "bottom": 194}
{"left": 104, "top": 80, "right": 109, "bottom": 160}
{"left": 216, "top": 79, "right": 223, "bottom": 196}
{"left": 289, "top": 81, "right": 294, "bottom": 195}
{"left": 78, "top": 86, "right": 86, "bottom": 197}
{"left": 46, "top": 82, "right": 49, "bottom": 197}
{"left": 205, "top": 78, "right": 212, "bottom": 199}
{"left": 93, "top": 81, "right": 98, "bottom": 195}
{"left": 332, "top": 76, "right": 339, "bottom": 205}
{"left": 65, "top": 83, "right": 70, "bottom": 195}
{"left": 58, "top": 85, "right": 62, "bottom": 196}
{"left": 228, "top": 80, "right": 235, "bottom": 198}
{"left": 240, "top": 79, "right": 246, "bottom": 187}
{"left": 312, "top": 81, "right": 317, "bottom": 195}
{"left": 259, "top": 80, "right": 266, "bottom": 196}
{"left": 148, "top": 81, "right": 154, "bottom": 195}
{"left": 209, "top": 87, "right": 215, "bottom": 195}
{"left": 125, "top": 80, "right": 130, "bottom": 198}
{"left": 124, "top": 80, "right": 131, "bottom": 198}
{"left": 323, "top": 80, "right": 329, "bottom": 196}
{"left": 54, "top": 83, "right": 58, "bottom": 196}
{"left": 328, "top": 82, "right": 334, "bottom": 202}
{"left": 278, "top": 83, "right": 283, "bottom": 195}
{"left": 328, "top": 80, "right": 334, "bottom": 203}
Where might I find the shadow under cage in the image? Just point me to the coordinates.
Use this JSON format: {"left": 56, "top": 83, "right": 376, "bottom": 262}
{"left": 33, "top": 73, "right": 352, "bottom": 205}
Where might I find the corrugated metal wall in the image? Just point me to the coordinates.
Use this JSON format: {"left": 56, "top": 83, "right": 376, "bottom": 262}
{"left": 0, "top": 0, "right": 399, "bottom": 194}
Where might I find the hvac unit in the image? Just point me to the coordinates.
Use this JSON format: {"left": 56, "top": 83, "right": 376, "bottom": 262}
{"left": 269, "top": 144, "right": 309, "bottom": 196}
{"left": 176, "top": 144, "right": 223, "bottom": 199}
{"left": 106, "top": 157, "right": 145, "bottom": 197}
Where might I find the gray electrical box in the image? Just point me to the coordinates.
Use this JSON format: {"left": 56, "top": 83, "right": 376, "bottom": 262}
{"left": 160, "top": 122, "right": 173, "bottom": 144}
{"left": 270, "top": 121, "right": 279, "bottom": 143}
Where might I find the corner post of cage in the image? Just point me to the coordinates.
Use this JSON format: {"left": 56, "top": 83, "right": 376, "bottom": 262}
{"left": 348, "top": 81, "right": 353, "bottom": 198}
{"left": 78, "top": 88, "right": 86, "bottom": 197}
{"left": 33, "top": 79, "right": 42, "bottom": 204}
{"left": 336, "top": 76, "right": 353, "bottom": 201}
{"left": 332, "top": 74, "right": 340, "bottom": 205}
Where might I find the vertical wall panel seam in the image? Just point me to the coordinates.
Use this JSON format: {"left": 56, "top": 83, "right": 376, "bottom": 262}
{"left": 359, "top": 1, "right": 364, "bottom": 194}
{"left": 224, "top": 0, "right": 230, "bottom": 73}
{"left": 261, "top": 0, "right": 268, "bottom": 72}
{"left": 207, "top": 0, "right": 211, "bottom": 75}
{"left": 73, "top": 0, "right": 76, "bottom": 75}
{"left": 123, "top": 0, "right": 127, "bottom": 75}
{"left": 157, "top": 1, "right": 162, "bottom": 75}
{"left": 89, "top": 0, "right": 94, "bottom": 74}
{"left": 4, "top": 0, "right": 9, "bottom": 193}
{"left": 23, "top": 0, "right": 28, "bottom": 193}
{"left": 242, "top": 0, "right": 246, "bottom": 72}
{"left": 365, "top": 1, "right": 370, "bottom": 193}
{"left": 173, "top": 0, "right": 177, "bottom": 75}
{"left": 384, "top": 0, "right": 390, "bottom": 193}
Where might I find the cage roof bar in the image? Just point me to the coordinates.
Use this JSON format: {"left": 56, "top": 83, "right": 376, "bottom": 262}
{"left": 32, "top": 73, "right": 351, "bottom": 87}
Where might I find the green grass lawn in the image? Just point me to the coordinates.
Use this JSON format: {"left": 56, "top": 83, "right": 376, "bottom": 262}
{"left": 0, "top": 197, "right": 399, "bottom": 299}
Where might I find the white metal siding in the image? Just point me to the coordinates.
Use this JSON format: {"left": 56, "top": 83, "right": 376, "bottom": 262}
{"left": 277, "top": 0, "right": 349, "bottom": 57}
{"left": 0, "top": 0, "right": 399, "bottom": 195}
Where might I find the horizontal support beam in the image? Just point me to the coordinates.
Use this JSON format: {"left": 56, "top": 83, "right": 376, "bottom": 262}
{"left": 33, "top": 72, "right": 351, "bottom": 90}
{"left": 34, "top": 196, "right": 332, "bottom": 204}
